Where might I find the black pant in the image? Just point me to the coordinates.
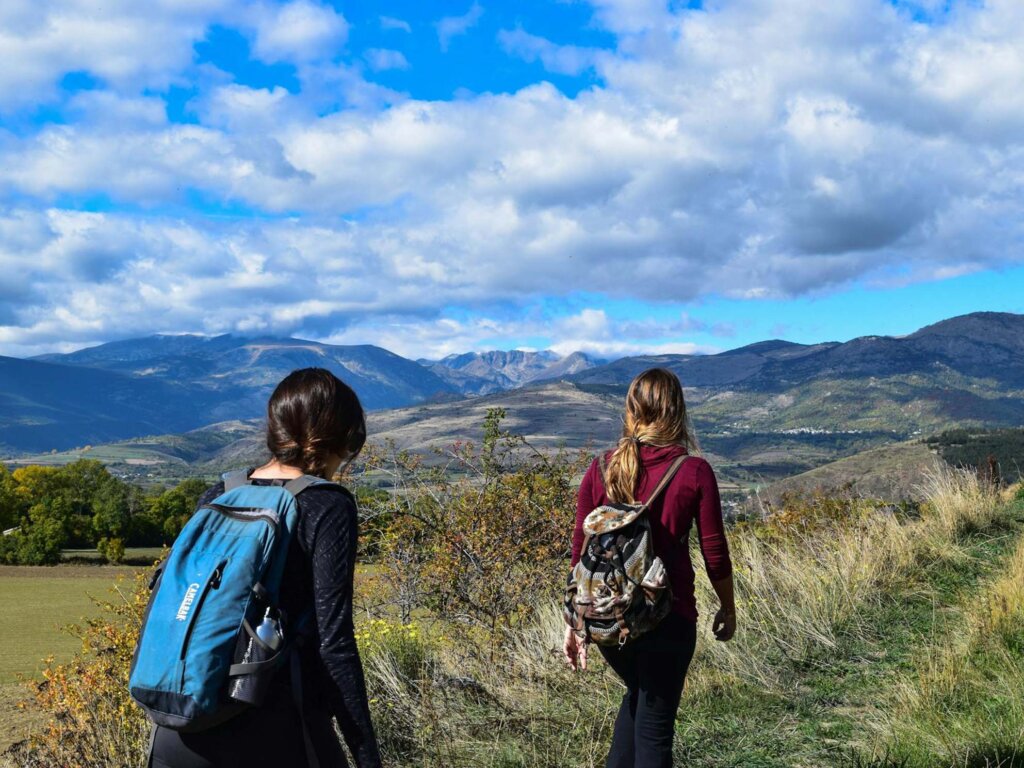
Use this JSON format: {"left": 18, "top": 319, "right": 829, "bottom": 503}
{"left": 149, "top": 699, "right": 347, "bottom": 768}
{"left": 599, "top": 612, "right": 698, "bottom": 768}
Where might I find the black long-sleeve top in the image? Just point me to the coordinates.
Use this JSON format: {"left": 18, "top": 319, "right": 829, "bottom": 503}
{"left": 150, "top": 475, "right": 382, "bottom": 768}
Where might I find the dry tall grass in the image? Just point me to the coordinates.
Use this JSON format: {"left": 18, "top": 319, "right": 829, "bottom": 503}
{"left": 866, "top": 518, "right": 1024, "bottom": 766}
{"left": 358, "top": 464, "right": 1019, "bottom": 766}
{"left": 689, "top": 465, "right": 1010, "bottom": 693}
{"left": 916, "top": 466, "right": 1006, "bottom": 545}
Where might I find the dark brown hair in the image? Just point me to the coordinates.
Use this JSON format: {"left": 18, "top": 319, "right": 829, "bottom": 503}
{"left": 266, "top": 368, "right": 366, "bottom": 478}
{"left": 605, "top": 368, "right": 698, "bottom": 503}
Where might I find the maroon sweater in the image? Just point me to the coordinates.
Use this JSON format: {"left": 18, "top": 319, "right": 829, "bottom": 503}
{"left": 571, "top": 444, "right": 733, "bottom": 622}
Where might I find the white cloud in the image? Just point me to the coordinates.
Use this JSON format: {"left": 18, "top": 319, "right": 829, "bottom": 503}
{"left": 320, "top": 309, "right": 718, "bottom": 360}
{"left": 498, "top": 28, "right": 601, "bottom": 76}
{"left": 436, "top": 3, "right": 483, "bottom": 52}
{"left": 0, "top": 0, "right": 231, "bottom": 109}
{"left": 380, "top": 16, "right": 411, "bottom": 33}
{"left": 586, "top": 0, "right": 673, "bottom": 35}
{"left": 248, "top": 0, "right": 348, "bottom": 64}
{"left": 364, "top": 48, "right": 410, "bottom": 72}
{"left": 0, "top": 207, "right": 732, "bottom": 358}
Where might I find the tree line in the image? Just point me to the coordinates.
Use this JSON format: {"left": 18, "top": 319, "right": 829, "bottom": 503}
{"left": 0, "top": 460, "right": 208, "bottom": 565}
{"left": 925, "top": 426, "right": 1024, "bottom": 484}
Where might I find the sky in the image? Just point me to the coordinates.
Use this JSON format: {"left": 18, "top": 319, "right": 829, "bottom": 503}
{"left": 0, "top": 0, "right": 1022, "bottom": 360}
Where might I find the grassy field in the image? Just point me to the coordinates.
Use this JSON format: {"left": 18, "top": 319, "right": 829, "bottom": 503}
{"left": 675, "top": 498, "right": 1024, "bottom": 766}
{"left": 0, "top": 565, "right": 141, "bottom": 753}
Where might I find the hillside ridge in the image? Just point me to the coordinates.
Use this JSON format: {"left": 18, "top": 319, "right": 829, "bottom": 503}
{"left": 3, "top": 312, "right": 1022, "bottom": 460}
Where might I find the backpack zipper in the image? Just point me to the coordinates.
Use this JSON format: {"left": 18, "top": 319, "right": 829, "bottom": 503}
{"left": 201, "top": 503, "right": 280, "bottom": 530}
{"left": 178, "top": 559, "right": 228, "bottom": 689}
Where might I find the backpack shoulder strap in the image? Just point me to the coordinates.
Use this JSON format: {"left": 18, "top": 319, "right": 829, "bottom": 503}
{"left": 638, "top": 454, "right": 688, "bottom": 511}
{"left": 222, "top": 468, "right": 251, "bottom": 492}
{"left": 283, "top": 475, "right": 339, "bottom": 497}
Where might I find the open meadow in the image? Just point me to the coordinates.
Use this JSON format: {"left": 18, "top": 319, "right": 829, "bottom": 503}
{"left": 0, "top": 565, "right": 141, "bottom": 753}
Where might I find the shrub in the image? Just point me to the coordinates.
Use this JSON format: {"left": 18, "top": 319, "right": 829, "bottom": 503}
{"left": 96, "top": 537, "right": 126, "bottom": 565}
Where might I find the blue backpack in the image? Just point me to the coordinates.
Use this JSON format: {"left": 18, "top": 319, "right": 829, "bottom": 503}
{"left": 129, "top": 470, "right": 330, "bottom": 735}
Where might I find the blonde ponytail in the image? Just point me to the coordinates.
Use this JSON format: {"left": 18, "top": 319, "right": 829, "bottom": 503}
{"left": 604, "top": 368, "right": 697, "bottom": 503}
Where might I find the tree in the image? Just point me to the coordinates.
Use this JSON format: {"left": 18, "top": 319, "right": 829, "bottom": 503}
{"left": 12, "top": 465, "right": 66, "bottom": 508}
{"left": 12, "top": 461, "right": 107, "bottom": 547}
{"left": 148, "top": 478, "right": 212, "bottom": 543}
{"left": 0, "top": 496, "right": 70, "bottom": 565}
{"left": 362, "top": 410, "right": 587, "bottom": 657}
{"left": 62, "top": 460, "right": 119, "bottom": 546}
{"left": 92, "top": 479, "right": 131, "bottom": 541}
{"left": 0, "top": 465, "right": 21, "bottom": 530}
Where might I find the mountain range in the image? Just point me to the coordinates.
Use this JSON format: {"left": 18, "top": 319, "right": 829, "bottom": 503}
{"left": 421, "top": 350, "right": 604, "bottom": 395}
{"left": 3, "top": 313, "right": 1022, "bottom": 474}
{"left": 4, "top": 335, "right": 601, "bottom": 452}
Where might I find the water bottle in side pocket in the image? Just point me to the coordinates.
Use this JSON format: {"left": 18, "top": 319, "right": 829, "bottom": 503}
{"left": 228, "top": 607, "right": 283, "bottom": 706}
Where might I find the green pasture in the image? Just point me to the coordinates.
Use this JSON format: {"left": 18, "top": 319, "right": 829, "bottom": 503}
{"left": 0, "top": 564, "right": 140, "bottom": 752}
{"left": 0, "top": 565, "right": 138, "bottom": 683}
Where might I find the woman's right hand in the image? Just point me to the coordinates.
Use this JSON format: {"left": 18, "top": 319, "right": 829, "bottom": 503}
{"left": 563, "top": 626, "right": 588, "bottom": 671}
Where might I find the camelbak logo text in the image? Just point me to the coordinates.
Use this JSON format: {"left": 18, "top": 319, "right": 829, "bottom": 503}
{"left": 176, "top": 583, "right": 201, "bottom": 621}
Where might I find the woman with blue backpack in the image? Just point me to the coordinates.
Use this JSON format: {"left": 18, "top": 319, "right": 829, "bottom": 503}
{"left": 136, "top": 368, "right": 382, "bottom": 768}
{"left": 563, "top": 367, "right": 736, "bottom": 768}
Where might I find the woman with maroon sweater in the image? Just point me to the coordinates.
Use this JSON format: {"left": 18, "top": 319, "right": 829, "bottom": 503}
{"left": 564, "top": 368, "right": 736, "bottom": 768}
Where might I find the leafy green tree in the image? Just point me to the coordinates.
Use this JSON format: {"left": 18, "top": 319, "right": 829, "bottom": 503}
{"left": 12, "top": 461, "right": 118, "bottom": 547}
{"left": 14, "top": 517, "right": 65, "bottom": 564}
{"left": 149, "top": 478, "right": 211, "bottom": 543}
{"left": 0, "top": 465, "right": 21, "bottom": 530}
{"left": 12, "top": 465, "right": 66, "bottom": 507}
{"left": 0, "top": 496, "right": 70, "bottom": 565}
{"left": 92, "top": 479, "right": 131, "bottom": 541}
{"left": 62, "top": 460, "right": 120, "bottom": 546}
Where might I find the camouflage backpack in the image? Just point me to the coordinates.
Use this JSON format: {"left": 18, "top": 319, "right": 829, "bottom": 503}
{"left": 564, "top": 454, "right": 687, "bottom": 647}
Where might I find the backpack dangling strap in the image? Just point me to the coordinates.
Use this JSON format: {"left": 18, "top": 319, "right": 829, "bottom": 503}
{"left": 223, "top": 469, "right": 251, "bottom": 492}
{"left": 638, "top": 455, "right": 688, "bottom": 512}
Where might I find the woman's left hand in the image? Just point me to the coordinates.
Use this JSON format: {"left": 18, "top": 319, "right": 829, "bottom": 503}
{"left": 712, "top": 607, "right": 736, "bottom": 641}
